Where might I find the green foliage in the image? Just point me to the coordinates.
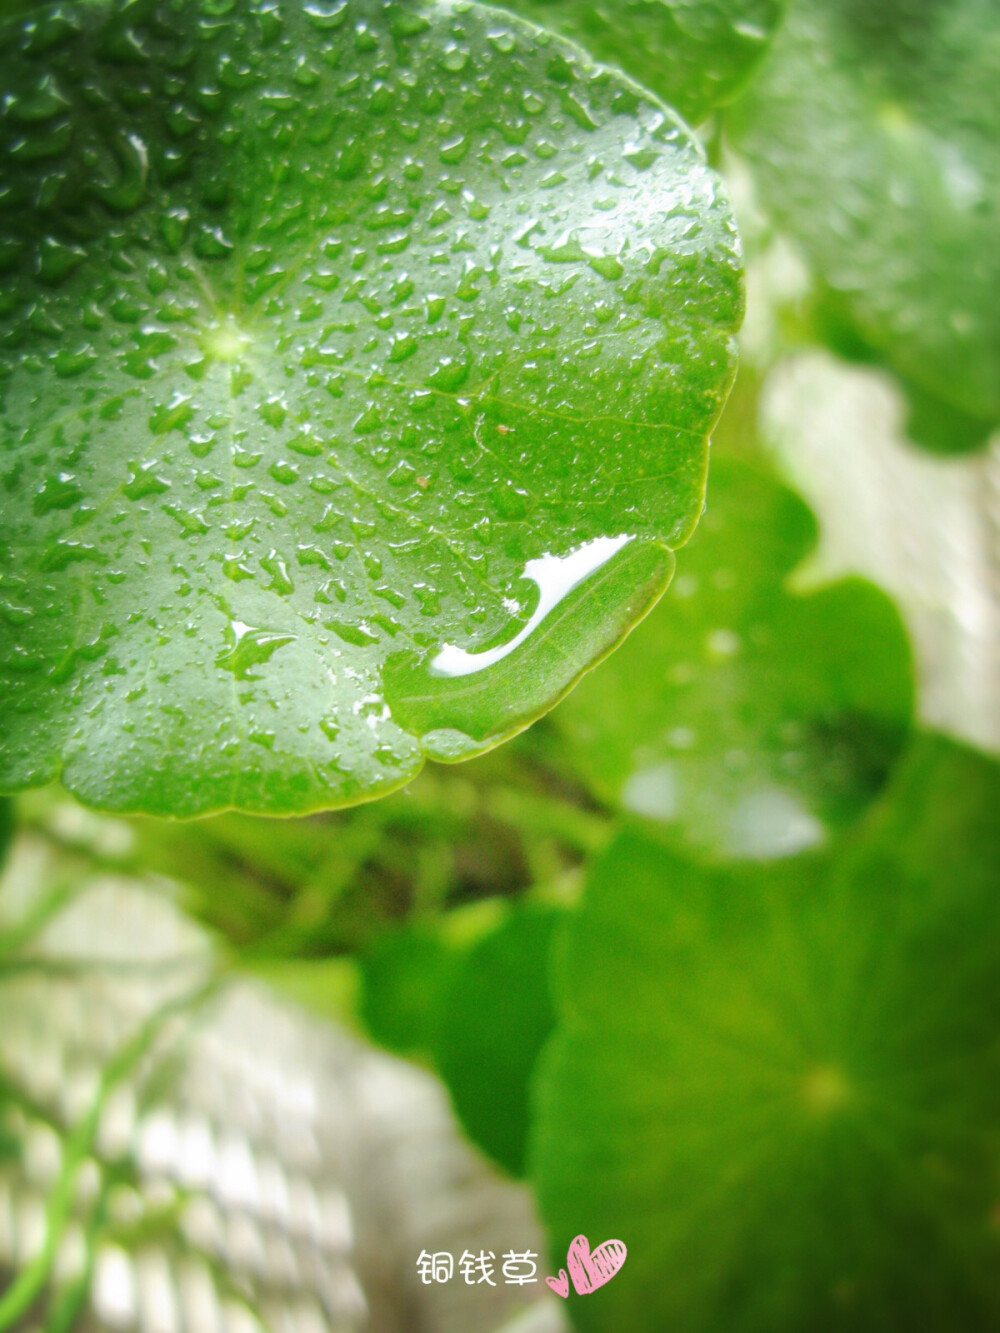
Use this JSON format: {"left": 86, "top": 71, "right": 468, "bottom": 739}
{"left": 728, "top": 0, "right": 1000, "bottom": 444}
{"left": 497, "top": 0, "right": 787, "bottom": 124}
{"left": 435, "top": 901, "right": 564, "bottom": 1174}
{"left": 360, "top": 921, "right": 457, "bottom": 1057}
{"left": 533, "top": 734, "right": 1000, "bottom": 1331}
{"left": 360, "top": 900, "right": 564, "bottom": 1175}
{"left": 553, "top": 457, "right": 914, "bottom": 859}
{"left": 0, "top": 1123, "right": 18, "bottom": 1165}
{"left": 0, "top": 0, "right": 996, "bottom": 1325}
{"left": 0, "top": 0, "right": 741, "bottom": 816}
{"left": 120, "top": 738, "right": 592, "bottom": 954}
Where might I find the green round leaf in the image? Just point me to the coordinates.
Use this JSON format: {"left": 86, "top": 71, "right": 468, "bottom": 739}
{"left": 533, "top": 735, "right": 1000, "bottom": 1331}
{"left": 435, "top": 900, "right": 563, "bottom": 1175}
{"left": 728, "top": 0, "right": 1000, "bottom": 436}
{"left": 0, "top": 0, "right": 742, "bottom": 815}
{"left": 552, "top": 457, "right": 914, "bottom": 859}
{"left": 496, "top": 0, "right": 787, "bottom": 125}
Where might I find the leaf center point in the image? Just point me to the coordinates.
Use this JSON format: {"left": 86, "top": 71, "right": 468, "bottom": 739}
{"left": 202, "top": 318, "right": 253, "bottom": 364}
{"left": 801, "top": 1064, "right": 852, "bottom": 1116}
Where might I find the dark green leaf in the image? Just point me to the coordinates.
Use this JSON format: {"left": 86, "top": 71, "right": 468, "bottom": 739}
{"left": 0, "top": 0, "right": 742, "bottom": 816}
{"left": 552, "top": 457, "right": 914, "bottom": 859}
{"left": 435, "top": 900, "right": 564, "bottom": 1174}
{"left": 728, "top": 0, "right": 1000, "bottom": 440}
{"left": 358, "top": 900, "right": 565, "bottom": 1174}
{"left": 359, "top": 921, "right": 457, "bottom": 1057}
{"left": 533, "top": 734, "right": 1000, "bottom": 1331}
{"left": 496, "top": 0, "right": 787, "bottom": 124}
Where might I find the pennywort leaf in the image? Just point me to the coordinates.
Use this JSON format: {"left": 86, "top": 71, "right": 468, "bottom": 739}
{"left": 552, "top": 457, "right": 914, "bottom": 860}
{"left": 434, "top": 899, "right": 564, "bottom": 1175}
{"left": 728, "top": 0, "right": 1000, "bottom": 443}
{"left": 533, "top": 733, "right": 1000, "bottom": 1331}
{"left": 360, "top": 899, "right": 564, "bottom": 1176}
{"left": 496, "top": 0, "right": 787, "bottom": 125}
{"left": 0, "top": 0, "right": 742, "bottom": 815}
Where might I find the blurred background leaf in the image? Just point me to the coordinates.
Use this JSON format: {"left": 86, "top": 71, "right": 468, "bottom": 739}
{"left": 552, "top": 455, "right": 914, "bottom": 860}
{"left": 359, "top": 899, "right": 566, "bottom": 1177}
{"left": 434, "top": 902, "right": 566, "bottom": 1177}
{"left": 360, "top": 919, "right": 460, "bottom": 1059}
{"left": 533, "top": 733, "right": 1000, "bottom": 1331}
{"left": 727, "top": 0, "right": 1000, "bottom": 448}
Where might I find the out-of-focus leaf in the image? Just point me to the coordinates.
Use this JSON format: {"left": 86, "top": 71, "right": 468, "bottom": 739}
{"left": 728, "top": 0, "right": 1000, "bottom": 443}
{"left": 533, "top": 734, "right": 1000, "bottom": 1331}
{"left": 0, "top": 0, "right": 742, "bottom": 817}
{"left": 807, "top": 289, "right": 997, "bottom": 455}
{"left": 358, "top": 900, "right": 565, "bottom": 1175}
{"left": 435, "top": 901, "right": 564, "bottom": 1175}
{"left": 898, "top": 379, "right": 997, "bottom": 456}
{"left": 497, "top": 0, "right": 787, "bottom": 124}
{"left": 552, "top": 457, "right": 913, "bottom": 860}
{"left": 359, "top": 922, "right": 457, "bottom": 1058}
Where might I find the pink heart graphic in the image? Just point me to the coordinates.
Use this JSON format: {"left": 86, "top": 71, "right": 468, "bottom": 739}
{"left": 567, "top": 1233, "right": 628, "bottom": 1295}
{"left": 545, "top": 1269, "right": 570, "bottom": 1299}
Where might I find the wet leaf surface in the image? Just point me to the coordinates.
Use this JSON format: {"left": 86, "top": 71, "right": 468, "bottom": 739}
{"left": 0, "top": 0, "right": 742, "bottom": 815}
{"left": 496, "top": 0, "right": 786, "bottom": 124}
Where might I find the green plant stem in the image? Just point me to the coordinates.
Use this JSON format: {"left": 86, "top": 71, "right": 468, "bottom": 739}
{"left": 485, "top": 787, "right": 611, "bottom": 857}
{"left": 0, "top": 977, "right": 222, "bottom": 1331}
{"left": 43, "top": 1182, "right": 109, "bottom": 1333}
{"left": 0, "top": 954, "right": 209, "bottom": 979}
{"left": 0, "top": 880, "right": 81, "bottom": 959}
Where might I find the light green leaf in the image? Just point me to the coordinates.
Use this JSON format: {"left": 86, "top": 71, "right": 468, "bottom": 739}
{"left": 496, "top": 0, "right": 787, "bottom": 124}
{"left": 728, "top": 0, "right": 1000, "bottom": 440}
{"left": 0, "top": 0, "right": 742, "bottom": 816}
{"left": 533, "top": 734, "right": 1000, "bottom": 1331}
{"left": 552, "top": 457, "right": 914, "bottom": 859}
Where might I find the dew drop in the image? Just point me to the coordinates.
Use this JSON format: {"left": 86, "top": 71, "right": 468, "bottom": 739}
{"left": 215, "top": 621, "right": 295, "bottom": 680}
{"left": 304, "top": 0, "right": 348, "bottom": 30}
{"left": 33, "top": 472, "right": 83, "bottom": 516}
{"left": 36, "top": 236, "right": 86, "bottom": 284}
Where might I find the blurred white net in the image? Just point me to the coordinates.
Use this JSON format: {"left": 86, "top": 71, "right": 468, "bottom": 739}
{"left": 0, "top": 832, "right": 567, "bottom": 1333}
